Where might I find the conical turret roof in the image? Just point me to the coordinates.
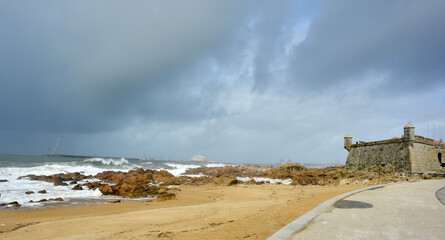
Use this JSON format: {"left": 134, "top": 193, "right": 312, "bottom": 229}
{"left": 404, "top": 122, "right": 415, "bottom": 128}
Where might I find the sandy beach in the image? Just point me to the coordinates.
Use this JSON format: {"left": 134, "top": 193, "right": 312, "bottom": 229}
{"left": 0, "top": 184, "right": 364, "bottom": 240}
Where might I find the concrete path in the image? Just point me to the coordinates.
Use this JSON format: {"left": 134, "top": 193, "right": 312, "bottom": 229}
{"left": 291, "top": 179, "right": 445, "bottom": 240}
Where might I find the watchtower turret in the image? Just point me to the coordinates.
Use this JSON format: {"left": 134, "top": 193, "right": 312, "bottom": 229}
{"left": 344, "top": 133, "right": 352, "bottom": 150}
{"left": 403, "top": 123, "right": 415, "bottom": 140}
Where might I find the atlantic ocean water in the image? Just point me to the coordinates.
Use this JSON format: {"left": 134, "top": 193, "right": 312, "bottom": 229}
{"left": 0, "top": 154, "right": 225, "bottom": 209}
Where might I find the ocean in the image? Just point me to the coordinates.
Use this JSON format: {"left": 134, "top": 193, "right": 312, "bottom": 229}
{"left": 0, "top": 154, "right": 226, "bottom": 209}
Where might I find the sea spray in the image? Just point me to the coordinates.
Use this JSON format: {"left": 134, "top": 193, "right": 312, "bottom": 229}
{"left": 0, "top": 154, "right": 228, "bottom": 208}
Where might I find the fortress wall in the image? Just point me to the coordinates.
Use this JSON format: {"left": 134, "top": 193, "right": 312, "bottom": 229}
{"left": 410, "top": 142, "right": 442, "bottom": 172}
{"left": 346, "top": 141, "right": 411, "bottom": 172}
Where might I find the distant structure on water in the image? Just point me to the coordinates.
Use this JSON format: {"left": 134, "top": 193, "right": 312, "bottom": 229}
{"left": 345, "top": 123, "right": 445, "bottom": 173}
{"left": 190, "top": 155, "right": 206, "bottom": 161}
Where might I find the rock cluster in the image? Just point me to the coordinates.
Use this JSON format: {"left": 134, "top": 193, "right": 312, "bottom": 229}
{"left": 18, "top": 168, "right": 178, "bottom": 200}
{"left": 91, "top": 168, "right": 172, "bottom": 198}
{"left": 15, "top": 163, "right": 437, "bottom": 208}
{"left": 19, "top": 172, "right": 89, "bottom": 186}
{"left": 184, "top": 163, "right": 428, "bottom": 186}
{"left": 185, "top": 165, "right": 270, "bottom": 178}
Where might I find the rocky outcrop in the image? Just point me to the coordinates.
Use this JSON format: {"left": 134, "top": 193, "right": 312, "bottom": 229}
{"left": 265, "top": 163, "right": 307, "bottom": 179}
{"left": 87, "top": 181, "right": 160, "bottom": 198}
{"left": 50, "top": 197, "right": 64, "bottom": 201}
{"left": 19, "top": 172, "right": 90, "bottom": 186}
{"left": 85, "top": 168, "right": 174, "bottom": 198}
{"left": 0, "top": 201, "right": 21, "bottom": 208}
{"left": 185, "top": 165, "right": 268, "bottom": 178}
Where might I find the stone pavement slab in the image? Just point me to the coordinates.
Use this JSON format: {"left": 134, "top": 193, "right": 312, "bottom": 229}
{"left": 291, "top": 179, "right": 445, "bottom": 240}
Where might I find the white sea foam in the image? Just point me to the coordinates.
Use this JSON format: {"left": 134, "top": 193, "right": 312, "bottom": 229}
{"left": 236, "top": 177, "right": 293, "bottom": 185}
{"left": 0, "top": 176, "right": 103, "bottom": 207}
{"left": 182, "top": 174, "right": 206, "bottom": 178}
{"left": 163, "top": 162, "right": 227, "bottom": 176}
{"left": 164, "top": 163, "right": 202, "bottom": 176}
{"left": 206, "top": 163, "right": 226, "bottom": 168}
{"left": 82, "top": 158, "right": 131, "bottom": 166}
{"left": 0, "top": 161, "right": 133, "bottom": 207}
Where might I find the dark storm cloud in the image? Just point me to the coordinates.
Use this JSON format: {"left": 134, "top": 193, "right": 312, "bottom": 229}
{"left": 0, "top": 1, "right": 262, "bottom": 134}
{"left": 286, "top": 0, "right": 445, "bottom": 93}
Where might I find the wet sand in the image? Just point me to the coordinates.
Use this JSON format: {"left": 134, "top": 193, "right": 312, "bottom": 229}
{"left": 0, "top": 184, "right": 364, "bottom": 239}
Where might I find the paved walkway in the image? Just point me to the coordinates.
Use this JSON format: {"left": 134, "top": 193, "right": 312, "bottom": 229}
{"left": 291, "top": 179, "right": 445, "bottom": 240}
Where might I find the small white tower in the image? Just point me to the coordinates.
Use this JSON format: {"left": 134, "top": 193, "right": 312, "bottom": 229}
{"left": 403, "top": 123, "right": 415, "bottom": 140}
{"left": 344, "top": 133, "right": 353, "bottom": 147}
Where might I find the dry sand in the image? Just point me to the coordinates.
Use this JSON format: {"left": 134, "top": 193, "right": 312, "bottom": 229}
{"left": 0, "top": 184, "right": 364, "bottom": 240}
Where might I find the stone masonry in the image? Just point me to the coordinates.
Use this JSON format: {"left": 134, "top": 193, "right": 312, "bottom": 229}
{"left": 345, "top": 123, "right": 445, "bottom": 173}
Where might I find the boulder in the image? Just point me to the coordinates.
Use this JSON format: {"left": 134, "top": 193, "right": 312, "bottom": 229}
{"left": 339, "top": 179, "right": 351, "bottom": 186}
{"left": 155, "top": 192, "right": 176, "bottom": 202}
{"left": 72, "top": 184, "right": 83, "bottom": 190}
{"left": 25, "top": 191, "right": 34, "bottom": 195}
{"left": 9, "top": 201, "right": 21, "bottom": 207}
{"left": 53, "top": 177, "right": 68, "bottom": 186}
{"left": 38, "top": 190, "right": 47, "bottom": 194}
{"left": 0, "top": 179, "right": 8, "bottom": 182}
{"left": 3, "top": 201, "right": 21, "bottom": 207}
{"left": 84, "top": 181, "right": 101, "bottom": 189}
{"left": 99, "top": 184, "right": 115, "bottom": 195}
{"left": 228, "top": 179, "right": 239, "bottom": 186}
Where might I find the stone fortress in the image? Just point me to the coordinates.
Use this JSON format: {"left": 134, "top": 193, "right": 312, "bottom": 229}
{"left": 345, "top": 123, "right": 445, "bottom": 173}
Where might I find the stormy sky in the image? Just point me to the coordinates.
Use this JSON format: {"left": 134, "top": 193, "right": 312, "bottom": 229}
{"left": 1, "top": 1, "right": 444, "bottom": 164}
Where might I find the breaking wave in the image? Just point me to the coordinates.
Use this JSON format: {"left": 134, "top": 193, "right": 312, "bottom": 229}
{"left": 82, "top": 158, "right": 131, "bottom": 166}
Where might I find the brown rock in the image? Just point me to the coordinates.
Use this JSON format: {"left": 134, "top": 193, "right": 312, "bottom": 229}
{"left": 8, "top": 201, "right": 21, "bottom": 207}
{"left": 155, "top": 192, "right": 176, "bottom": 202}
{"left": 53, "top": 177, "right": 68, "bottom": 186}
{"left": 38, "top": 190, "right": 47, "bottom": 194}
{"left": 72, "top": 184, "right": 83, "bottom": 190}
{"left": 50, "top": 197, "right": 64, "bottom": 201}
{"left": 84, "top": 181, "right": 101, "bottom": 189}
{"left": 99, "top": 184, "right": 115, "bottom": 195}
{"left": 228, "top": 179, "right": 239, "bottom": 186}
{"left": 25, "top": 191, "right": 34, "bottom": 195}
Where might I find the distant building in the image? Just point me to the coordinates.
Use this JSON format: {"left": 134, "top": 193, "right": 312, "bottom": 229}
{"left": 190, "top": 155, "right": 206, "bottom": 161}
{"left": 345, "top": 123, "right": 445, "bottom": 173}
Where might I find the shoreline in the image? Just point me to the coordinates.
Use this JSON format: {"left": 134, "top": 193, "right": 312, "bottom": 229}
{"left": 0, "top": 184, "right": 366, "bottom": 239}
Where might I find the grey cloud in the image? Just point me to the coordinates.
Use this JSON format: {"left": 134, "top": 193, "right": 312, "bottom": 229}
{"left": 0, "top": 1, "right": 259, "bottom": 134}
{"left": 287, "top": 0, "right": 445, "bottom": 93}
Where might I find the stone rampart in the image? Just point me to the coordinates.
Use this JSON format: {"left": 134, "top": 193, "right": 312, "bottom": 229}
{"left": 346, "top": 140, "right": 411, "bottom": 172}
{"left": 410, "top": 142, "right": 444, "bottom": 172}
